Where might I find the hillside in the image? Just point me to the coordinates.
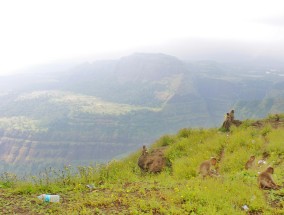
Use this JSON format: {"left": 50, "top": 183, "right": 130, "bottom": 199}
{"left": 1, "top": 53, "right": 284, "bottom": 174}
{"left": 0, "top": 114, "right": 284, "bottom": 214}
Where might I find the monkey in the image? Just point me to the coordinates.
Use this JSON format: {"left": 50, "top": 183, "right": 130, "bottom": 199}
{"left": 137, "top": 145, "right": 170, "bottom": 173}
{"left": 258, "top": 167, "right": 281, "bottom": 190}
{"left": 199, "top": 157, "right": 217, "bottom": 178}
{"left": 138, "top": 145, "right": 149, "bottom": 171}
{"left": 141, "top": 145, "right": 148, "bottom": 155}
{"left": 229, "top": 110, "right": 235, "bottom": 121}
{"left": 224, "top": 113, "right": 230, "bottom": 121}
{"left": 245, "top": 155, "right": 255, "bottom": 170}
{"left": 222, "top": 113, "right": 231, "bottom": 131}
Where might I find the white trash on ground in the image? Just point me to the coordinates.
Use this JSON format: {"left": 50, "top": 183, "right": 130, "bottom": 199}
{"left": 242, "top": 205, "right": 249, "bottom": 211}
{"left": 37, "top": 194, "right": 60, "bottom": 202}
{"left": 258, "top": 160, "right": 266, "bottom": 165}
{"left": 86, "top": 184, "right": 95, "bottom": 190}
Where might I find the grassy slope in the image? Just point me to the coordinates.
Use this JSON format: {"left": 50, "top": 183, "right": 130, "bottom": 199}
{"left": 1, "top": 115, "right": 284, "bottom": 214}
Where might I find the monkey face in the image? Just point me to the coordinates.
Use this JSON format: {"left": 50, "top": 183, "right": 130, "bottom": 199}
{"left": 211, "top": 158, "right": 217, "bottom": 165}
{"left": 250, "top": 156, "right": 255, "bottom": 161}
{"left": 267, "top": 167, "right": 274, "bottom": 174}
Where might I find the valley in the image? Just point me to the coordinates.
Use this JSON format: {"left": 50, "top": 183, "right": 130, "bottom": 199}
{"left": 1, "top": 53, "right": 284, "bottom": 174}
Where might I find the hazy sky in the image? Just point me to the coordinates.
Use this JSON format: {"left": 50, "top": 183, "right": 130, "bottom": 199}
{"left": 1, "top": 0, "right": 284, "bottom": 75}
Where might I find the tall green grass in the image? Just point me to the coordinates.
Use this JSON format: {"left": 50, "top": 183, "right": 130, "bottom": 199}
{"left": 1, "top": 116, "right": 284, "bottom": 214}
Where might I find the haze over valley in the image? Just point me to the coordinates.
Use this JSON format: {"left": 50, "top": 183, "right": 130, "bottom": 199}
{"left": 1, "top": 0, "right": 284, "bottom": 174}
{"left": 1, "top": 53, "right": 284, "bottom": 173}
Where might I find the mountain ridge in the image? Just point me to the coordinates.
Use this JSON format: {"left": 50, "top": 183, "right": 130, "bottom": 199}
{"left": 1, "top": 53, "right": 284, "bottom": 174}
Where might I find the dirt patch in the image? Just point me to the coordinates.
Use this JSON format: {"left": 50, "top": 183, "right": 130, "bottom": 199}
{"left": 262, "top": 151, "right": 270, "bottom": 160}
{"left": 248, "top": 211, "right": 263, "bottom": 215}
{"left": 251, "top": 115, "right": 284, "bottom": 129}
{"left": 0, "top": 192, "right": 36, "bottom": 215}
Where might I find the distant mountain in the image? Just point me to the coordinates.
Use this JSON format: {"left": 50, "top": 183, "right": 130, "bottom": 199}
{"left": 1, "top": 53, "right": 284, "bottom": 174}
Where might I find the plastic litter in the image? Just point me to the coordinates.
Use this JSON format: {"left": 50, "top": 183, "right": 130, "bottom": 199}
{"left": 258, "top": 160, "right": 266, "bottom": 165}
{"left": 86, "top": 184, "right": 95, "bottom": 191}
{"left": 242, "top": 205, "right": 249, "bottom": 211}
{"left": 37, "top": 194, "right": 60, "bottom": 202}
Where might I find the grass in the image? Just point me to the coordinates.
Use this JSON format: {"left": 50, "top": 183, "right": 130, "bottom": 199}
{"left": 1, "top": 115, "right": 284, "bottom": 214}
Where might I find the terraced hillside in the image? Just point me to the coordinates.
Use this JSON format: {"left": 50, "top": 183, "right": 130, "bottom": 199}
{"left": 0, "top": 114, "right": 284, "bottom": 214}
{"left": 1, "top": 53, "right": 284, "bottom": 174}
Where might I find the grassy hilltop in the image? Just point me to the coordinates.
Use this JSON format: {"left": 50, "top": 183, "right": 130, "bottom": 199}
{"left": 2, "top": 54, "right": 284, "bottom": 174}
{"left": 1, "top": 114, "right": 284, "bottom": 214}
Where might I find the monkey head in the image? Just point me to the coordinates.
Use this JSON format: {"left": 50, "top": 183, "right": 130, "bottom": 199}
{"left": 142, "top": 145, "right": 148, "bottom": 155}
{"left": 266, "top": 166, "right": 274, "bottom": 174}
{"left": 210, "top": 157, "right": 217, "bottom": 165}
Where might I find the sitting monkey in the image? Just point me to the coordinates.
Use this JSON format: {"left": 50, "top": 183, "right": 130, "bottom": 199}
{"left": 258, "top": 167, "right": 281, "bottom": 190}
{"left": 199, "top": 157, "right": 218, "bottom": 178}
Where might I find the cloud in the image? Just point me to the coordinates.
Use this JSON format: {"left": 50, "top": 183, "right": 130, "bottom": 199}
{"left": 1, "top": 0, "right": 284, "bottom": 74}
{"left": 260, "top": 16, "right": 284, "bottom": 27}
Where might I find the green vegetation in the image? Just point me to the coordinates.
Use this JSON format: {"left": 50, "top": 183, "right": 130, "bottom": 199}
{"left": 1, "top": 114, "right": 284, "bottom": 214}
{"left": 2, "top": 54, "right": 284, "bottom": 174}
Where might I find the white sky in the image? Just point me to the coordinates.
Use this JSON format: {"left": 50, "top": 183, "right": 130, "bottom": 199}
{"left": 1, "top": 0, "right": 284, "bottom": 75}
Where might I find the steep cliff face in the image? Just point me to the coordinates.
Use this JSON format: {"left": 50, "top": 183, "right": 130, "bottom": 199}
{"left": 0, "top": 136, "right": 134, "bottom": 164}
